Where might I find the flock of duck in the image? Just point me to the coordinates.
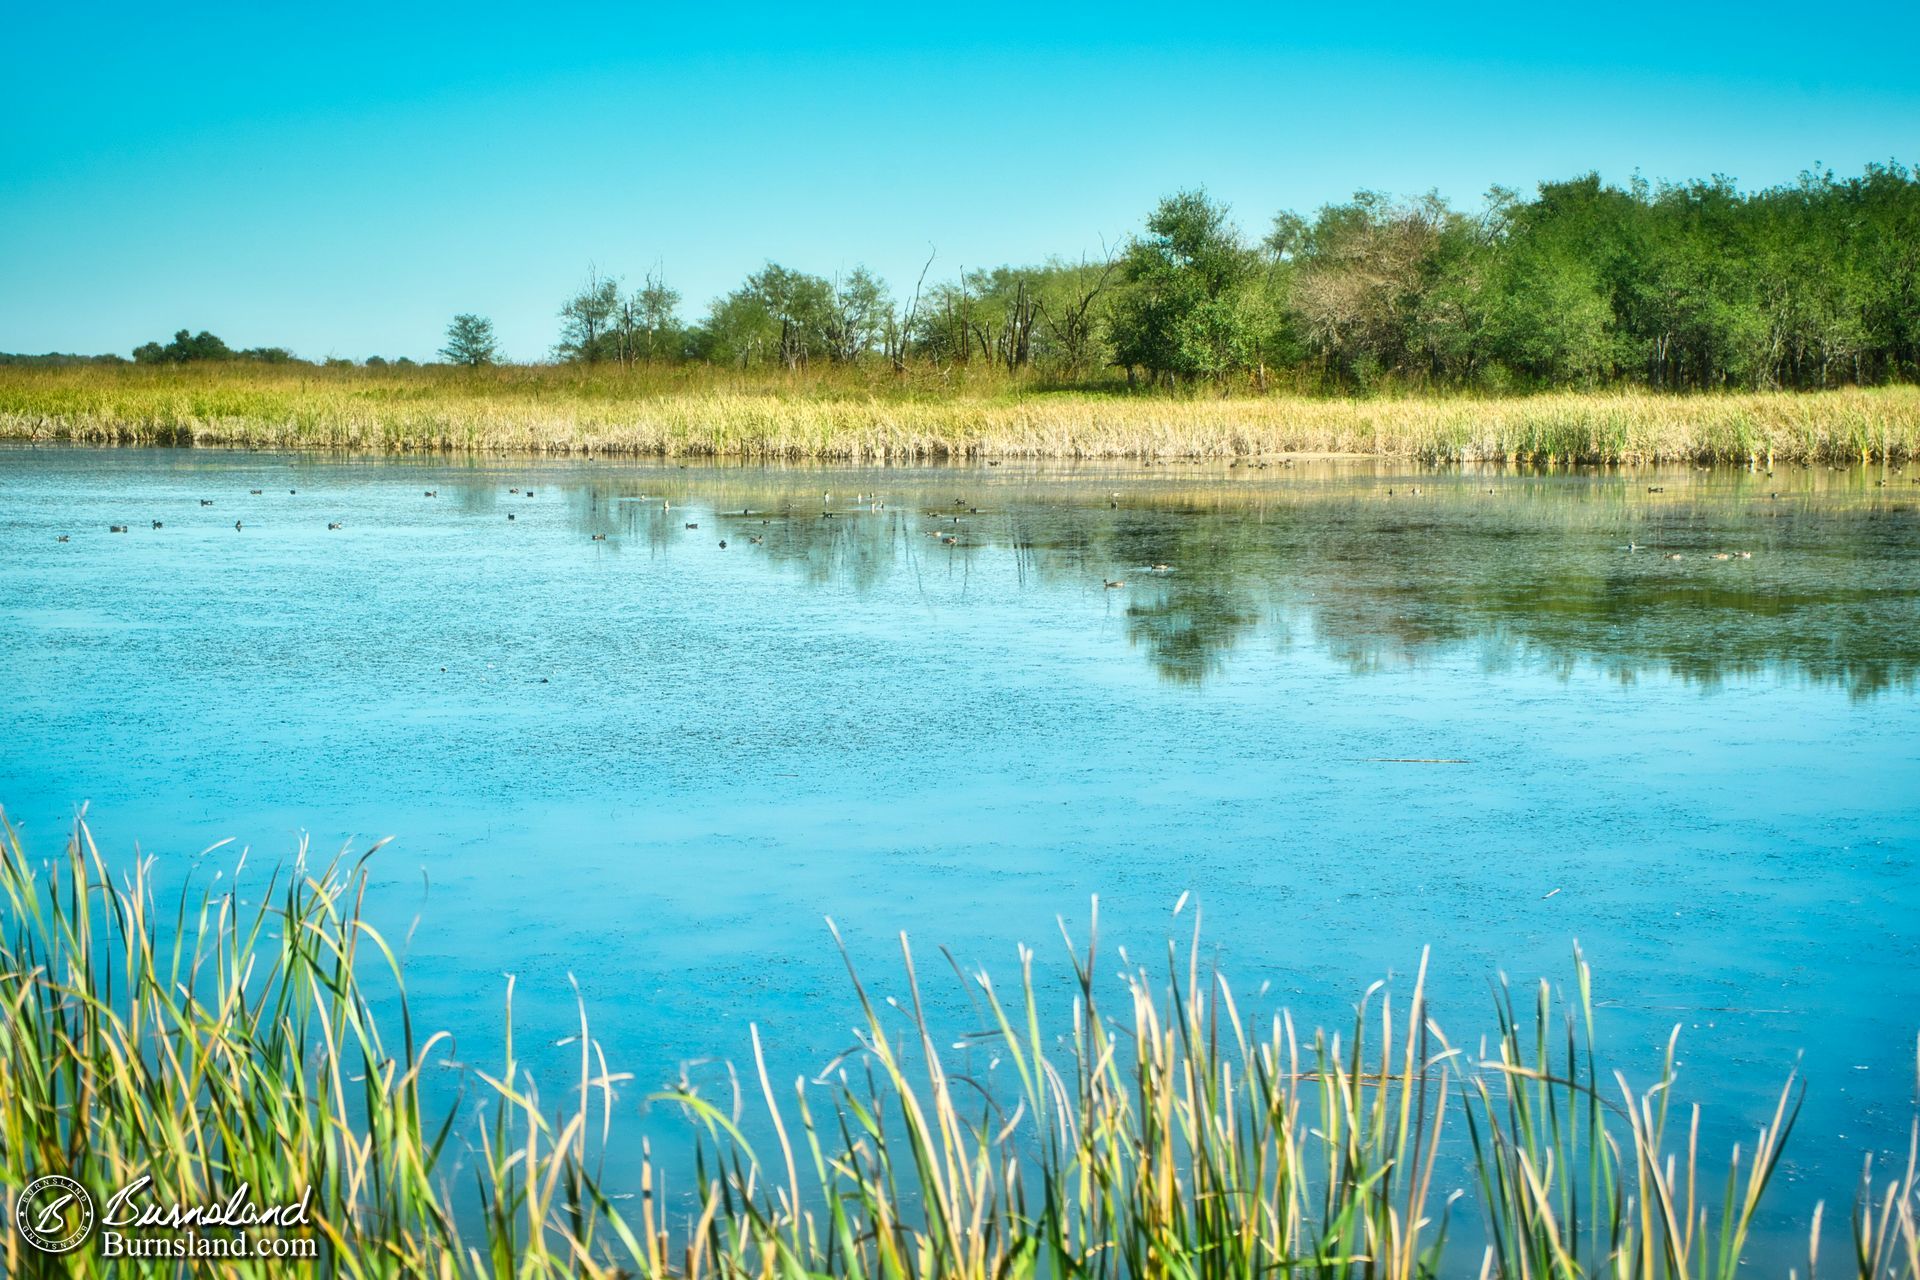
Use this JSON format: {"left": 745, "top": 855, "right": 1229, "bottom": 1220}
{"left": 57, "top": 471, "right": 1851, "bottom": 581}
{"left": 74, "top": 485, "right": 313, "bottom": 539}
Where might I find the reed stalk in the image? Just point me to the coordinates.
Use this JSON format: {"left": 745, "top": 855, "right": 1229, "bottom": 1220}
{"left": 1, "top": 814, "right": 1914, "bottom": 1277}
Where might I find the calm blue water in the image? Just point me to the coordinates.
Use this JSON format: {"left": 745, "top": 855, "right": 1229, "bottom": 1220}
{"left": 2, "top": 445, "right": 1918, "bottom": 1252}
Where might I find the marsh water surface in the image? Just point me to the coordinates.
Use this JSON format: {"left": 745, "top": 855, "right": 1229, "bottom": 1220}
{"left": 3, "top": 446, "right": 1918, "bottom": 1238}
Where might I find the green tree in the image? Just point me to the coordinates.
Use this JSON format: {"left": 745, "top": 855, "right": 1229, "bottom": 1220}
{"left": 1110, "top": 190, "right": 1260, "bottom": 385}
{"left": 693, "top": 264, "right": 835, "bottom": 368}
{"left": 133, "top": 329, "right": 237, "bottom": 364}
{"left": 439, "top": 314, "right": 499, "bottom": 367}
{"left": 824, "top": 267, "right": 891, "bottom": 364}
{"left": 557, "top": 269, "right": 621, "bottom": 363}
{"left": 629, "top": 271, "right": 683, "bottom": 361}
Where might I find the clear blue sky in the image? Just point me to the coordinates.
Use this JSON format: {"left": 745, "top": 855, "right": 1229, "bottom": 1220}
{"left": 3, "top": 2, "right": 1916, "bottom": 362}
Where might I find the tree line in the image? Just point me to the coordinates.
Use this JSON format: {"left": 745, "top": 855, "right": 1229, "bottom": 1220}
{"left": 0, "top": 330, "right": 419, "bottom": 368}
{"left": 14, "top": 163, "right": 1914, "bottom": 394}
{"left": 521, "top": 162, "right": 1920, "bottom": 392}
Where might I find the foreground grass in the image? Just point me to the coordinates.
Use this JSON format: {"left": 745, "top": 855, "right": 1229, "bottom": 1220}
{"left": 2, "top": 365, "right": 1918, "bottom": 462}
{"left": 2, "top": 813, "right": 1917, "bottom": 1278}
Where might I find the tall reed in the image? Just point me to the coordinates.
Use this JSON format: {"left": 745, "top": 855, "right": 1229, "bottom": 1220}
{"left": 1, "top": 813, "right": 1915, "bottom": 1277}
{"left": 2, "top": 365, "right": 1918, "bottom": 462}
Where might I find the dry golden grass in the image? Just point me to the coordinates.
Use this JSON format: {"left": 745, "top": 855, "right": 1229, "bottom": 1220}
{"left": 2, "top": 364, "right": 1917, "bottom": 463}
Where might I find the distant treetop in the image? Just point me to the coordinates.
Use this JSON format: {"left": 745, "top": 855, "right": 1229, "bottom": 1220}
{"left": 440, "top": 314, "right": 500, "bottom": 367}
{"left": 132, "top": 329, "right": 296, "bottom": 364}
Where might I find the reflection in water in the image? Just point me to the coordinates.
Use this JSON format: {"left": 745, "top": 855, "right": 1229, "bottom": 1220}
{"left": 527, "top": 462, "right": 1919, "bottom": 696}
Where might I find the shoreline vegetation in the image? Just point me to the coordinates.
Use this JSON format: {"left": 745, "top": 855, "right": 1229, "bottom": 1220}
{"left": 7, "top": 168, "right": 1920, "bottom": 466}
{"left": 4, "top": 366, "right": 1920, "bottom": 463}
{"left": 4, "top": 813, "right": 1918, "bottom": 1278}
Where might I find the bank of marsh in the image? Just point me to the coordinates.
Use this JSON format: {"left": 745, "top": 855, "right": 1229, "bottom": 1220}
{"left": 3, "top": 364, "right": 1918, "bottom": 462}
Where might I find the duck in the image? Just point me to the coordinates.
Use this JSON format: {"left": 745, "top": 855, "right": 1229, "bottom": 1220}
{"left": 234, "top": 520, "right": 244, "bottom": 531}
{"left": 327, "top": 522, "right": 342, "bottom": 531}
{"left": 1711, "top": 552, "right": 1731, "bottom": 560}
{"left": 507, "top": 513, "right": 516, "bottom": 521}
{"left": 1666, "top": 553, "right": 1684, "bottom": 560}
{"left": 109, "top": 524, "right": 127, "bottom": 533}
{"left": 591, "top": 533, "right": 606, "bottom": 541}
{"left": 151, "top": 520, "right": 164, "bottom": 529}
{"left": 1104, "top": 579, "right": 1125, "bottom": 589}
{"left": 718, "top": 539, "right": 728, "bottom": 549}
{"left": 200, "top": 499, "right": 214, "bottom": 507}
{"left": 1150, "top": 563, "right": 1171, "bottom": 573}
{"left": 685, "top": 522, "right": 698, "bottom": 530}
{"left": 749, "top": 535, "right": 763, "bottom": 545}
{"left": 250, "top": 488, "right": 263, "bottom": 495}
{"left": 56, "top": 534, "right": 69, "bottom": 542}
{"left": 424, "top": 490, "right": 437, "bottom": 498}
{"left": 289, "top": 489, "right": 296, "bottom": 495}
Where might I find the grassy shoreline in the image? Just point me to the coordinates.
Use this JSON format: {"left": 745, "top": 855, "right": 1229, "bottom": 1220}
{"left": 4, "top": 813, "right": 1918, "bottom": 1277}
{"left": 3, "top": 366, "right": 1918, "bottom": 463}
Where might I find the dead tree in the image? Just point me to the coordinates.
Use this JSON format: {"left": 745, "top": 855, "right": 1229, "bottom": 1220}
{"left": 1036, "top": 251, "right": 1119, "bottom": 377}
